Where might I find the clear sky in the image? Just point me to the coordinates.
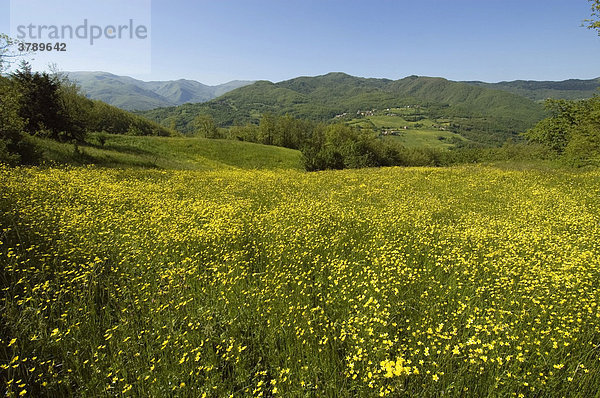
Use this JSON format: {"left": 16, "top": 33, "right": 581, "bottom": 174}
{"left": 1, "top": 0, "right": 599, "bottom": 84}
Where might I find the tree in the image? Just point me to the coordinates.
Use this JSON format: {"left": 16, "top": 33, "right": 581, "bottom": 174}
{"left": 524, "top": 99, "right": 578, "bottom": 153}
{"left": 585, "top": 0, "right": 600, "bottom": 35}
{"left": 12, "top": 62, "right": 64, "bottom": 138}
{"left": 0, "top": 34, "right": 26, "bottom": 73}
{"left": 50, "top": 65, "right": 92, "bottom": 139}
{"left": 10, "top": 62, "right": 88, "bottom": 142}
{"left": 194, "top": 114, "right": 220, "bottom": 138}
{"left": 524, "top": 96, "right": 600, "bottom": 165}
{"left": 228, "top": 123, "right": 260, "bottom": 142}
{"left": 258, "top": 113, "right": 277, "bottom": 145}
{"left": 0, "top": 76, "right": 25, "bottom": 164}
{"left": 0, "top": 73, "right": 41, "bottom": 164}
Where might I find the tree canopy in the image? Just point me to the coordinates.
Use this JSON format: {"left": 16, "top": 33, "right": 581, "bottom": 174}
{"left": 0, "top": 34, "right": 28, "bottom": 73}
{"left": 585, "top": 0, "right": 600, "bottom": 34}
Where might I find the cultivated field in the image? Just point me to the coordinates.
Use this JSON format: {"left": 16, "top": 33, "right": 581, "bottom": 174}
{"left": 1, "top": 165, "right": 599, "bottom": 397}
{"left": 346, "top": 108, "right": 468, "bottom": 149}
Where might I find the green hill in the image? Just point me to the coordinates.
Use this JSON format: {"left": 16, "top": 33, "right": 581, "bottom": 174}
{"left": 139, "top": 73, "right": 547, "bottom": 146}
{"left": 29, "top": 133, "right": 303, "bottom": 170}
{"left": 463, "top": 78, "right": 600, "bottom": 101}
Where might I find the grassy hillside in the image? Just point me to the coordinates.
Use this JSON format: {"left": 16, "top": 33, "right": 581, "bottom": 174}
{"left": 2, "top": 165, "right": 599, "bottom": 397}
{"left": 464, "top": 78, "right": 600, "bottom": 101}
{"left": 28, "top": 133, "right": 303, "bottom": 170}
{"left": 139, "top": 73, "right": 546, "bottom": 146}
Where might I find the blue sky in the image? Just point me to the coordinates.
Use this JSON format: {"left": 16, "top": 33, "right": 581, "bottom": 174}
{"left": 1, "top": 0, "right": 599, "bottom": 84}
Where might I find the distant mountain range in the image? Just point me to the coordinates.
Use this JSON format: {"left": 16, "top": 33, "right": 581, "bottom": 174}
{"left": 67, "top": 72, "right": 254, "bottom": 111}
{"left": 68, "top": 71, "right": 599, "bottom": 146}
{"left": 68, "top": 71, "right": 599, "bottom": 113}
{"left": 138, "top": 72, "right": 552, "bottom": 145}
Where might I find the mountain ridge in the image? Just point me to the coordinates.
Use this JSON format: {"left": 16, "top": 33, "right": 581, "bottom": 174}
{"left": 66, "top": 71, "right": 254, "bottom": 111}
{"left": 462, "top": 78, "right": 600, "bottom": 101}
{"left": 138, "top": 72, "right": 549, "bottom": 145}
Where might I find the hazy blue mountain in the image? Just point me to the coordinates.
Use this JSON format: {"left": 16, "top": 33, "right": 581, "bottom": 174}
{"left": 462, "top": 78, "right": 600, "bottom": 101}
{"left": 67, "top": 72, "right": 253, "bottom": 111}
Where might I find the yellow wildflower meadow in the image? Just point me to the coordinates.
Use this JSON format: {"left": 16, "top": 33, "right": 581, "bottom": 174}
{"left": 0, "top": 165, "right": 599, "bottom": 397}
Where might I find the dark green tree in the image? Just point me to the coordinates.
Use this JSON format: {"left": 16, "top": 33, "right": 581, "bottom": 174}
{"left": 0, "top": 76, "right": 25, "bottom": 164}
{"left": 11, "top": 62, "right": 84, "bottom": 142}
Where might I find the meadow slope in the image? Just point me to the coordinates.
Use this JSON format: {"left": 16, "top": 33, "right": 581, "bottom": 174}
{"left": 29, "top": 133, "right": 304, "bottom": 171}
{"left": 1, "top": 165, "right": 599, "bottom": 397}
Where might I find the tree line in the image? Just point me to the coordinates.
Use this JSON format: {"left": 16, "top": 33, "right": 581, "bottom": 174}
{"left": 194, "top": 112, "right": 501, "bottom": 170}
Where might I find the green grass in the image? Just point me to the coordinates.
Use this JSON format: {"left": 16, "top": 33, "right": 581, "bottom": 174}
{"left": 28, "top": 133, "right": 304, "bottom": 170}
{"left": 347, "top": 112, "right": 468, "bottom": 149}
